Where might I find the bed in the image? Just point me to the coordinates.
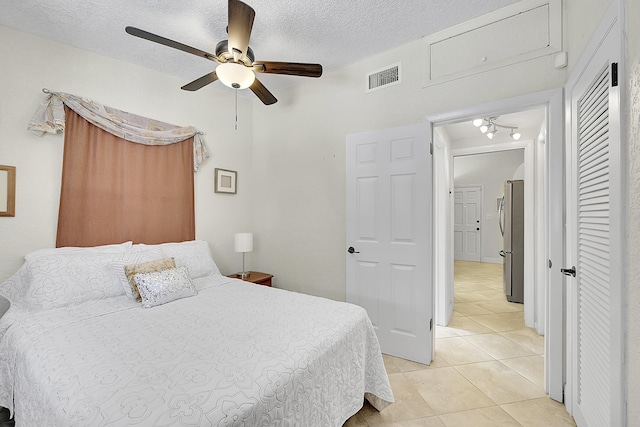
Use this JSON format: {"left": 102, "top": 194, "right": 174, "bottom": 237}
{"left": 0, "top": 240, "right": 393, "bottom": 426}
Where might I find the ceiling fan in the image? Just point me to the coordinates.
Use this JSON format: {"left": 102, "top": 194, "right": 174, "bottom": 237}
{"left": 125, "top": 0, "right": 322, "bottom": 105}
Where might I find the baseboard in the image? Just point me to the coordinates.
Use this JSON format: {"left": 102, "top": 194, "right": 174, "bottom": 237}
{"left": 481, "top": 257, "right": 503, "bottom": 264}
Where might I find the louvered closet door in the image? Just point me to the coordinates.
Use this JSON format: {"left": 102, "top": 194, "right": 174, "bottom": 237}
{"left": 567, "top": 11, "right": 623, "bottom": 426}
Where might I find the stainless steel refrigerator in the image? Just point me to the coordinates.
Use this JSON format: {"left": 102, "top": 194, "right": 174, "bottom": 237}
{"left": 499, "top": 180, "right": 524, "bottom": 303}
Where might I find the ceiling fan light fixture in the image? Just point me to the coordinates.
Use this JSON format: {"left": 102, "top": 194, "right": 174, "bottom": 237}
{"left": 479, "top": 124, "right": 489, "bottom": 133}
{"left": 511, "top": 130, "right": 522, "bottom": 140}
{"left": 216, "top": 62, "right": 255, "bottom": 89}
{"left": 125, "top": 0, "right": 322, "bottom": 105}
{"left": 472, "top": 118, "right": 484, "bottom": 127}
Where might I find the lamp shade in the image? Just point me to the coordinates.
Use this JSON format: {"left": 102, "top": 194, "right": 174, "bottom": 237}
{"left": 216, "top": 62, "right": 255, "bottom": 89}
{"left": 234, "top": 233, "right": 253, "bottom": 253}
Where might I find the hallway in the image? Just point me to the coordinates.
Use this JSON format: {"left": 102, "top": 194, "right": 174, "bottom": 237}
{"left": 346, "top": 261, "right": 576, "bottom": 426}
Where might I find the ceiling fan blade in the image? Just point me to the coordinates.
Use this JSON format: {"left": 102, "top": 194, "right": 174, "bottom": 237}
{"left": 181, "top": 71, "right": 218, "bottom": 91}
{"left": 250, "top": 78, "right": 277, "bottom": 105}
{"left": 125, "top": 26, "right": 217, "bottom": 62}
{"left": 227, "top": 0, "right": 255, "bottom": 61}
{"left": 253, "top": 61, "right": 323, "bottom": 78}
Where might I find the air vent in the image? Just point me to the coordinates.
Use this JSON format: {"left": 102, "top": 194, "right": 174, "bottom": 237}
{"left": 366, "top": 63, "right": 401, "bottom": 93}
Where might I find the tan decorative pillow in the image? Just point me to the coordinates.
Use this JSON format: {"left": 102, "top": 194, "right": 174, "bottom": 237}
{"left": 111, "top": 249, "right": 164, "bottom": 300}
{"left": 124, "top": 258, "right": 175, "bottom": 301}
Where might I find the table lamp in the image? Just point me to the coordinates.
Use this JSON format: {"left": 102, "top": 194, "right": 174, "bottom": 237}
{"left": 234, "top": 232, "right": 253, "bottom": 279}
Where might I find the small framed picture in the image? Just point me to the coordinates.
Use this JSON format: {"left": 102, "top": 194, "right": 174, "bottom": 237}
{"left": 214, "top": 168, "right": 237, "bottom": 194}
{"left": 0, "top": 165, "right": 16, "bottom": 217}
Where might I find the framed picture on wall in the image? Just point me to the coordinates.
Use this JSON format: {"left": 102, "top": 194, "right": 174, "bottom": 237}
{"left": 214, "top": 168, "right": 237, "bottom": 194}
{"left": 0, "top": 165, "right": 16, "bottom": 217}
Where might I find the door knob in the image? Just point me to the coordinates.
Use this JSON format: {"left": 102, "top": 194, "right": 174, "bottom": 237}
{"left": 347, "top": 246, "right": 360, "bottom": 254}
{"left": 561, "top": 266, "right": 576, "bottom": 277}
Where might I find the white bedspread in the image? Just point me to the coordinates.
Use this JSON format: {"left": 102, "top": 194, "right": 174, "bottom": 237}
{"left": 0, "top": 276, "right": 393, "bottom": 426}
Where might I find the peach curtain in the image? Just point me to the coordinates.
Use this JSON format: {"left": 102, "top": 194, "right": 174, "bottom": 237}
{"left": 56, "top": 107, "right": 195, "bottom": 247}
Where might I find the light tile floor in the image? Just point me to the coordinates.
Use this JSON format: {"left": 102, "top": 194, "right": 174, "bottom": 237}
{"left": 345, "top": 260, "right": 576, "bottom": 427}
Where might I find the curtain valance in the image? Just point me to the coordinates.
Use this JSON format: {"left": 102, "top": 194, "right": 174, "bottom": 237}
{"left": 28, "top": 90, "right": 210, "bottom": 171}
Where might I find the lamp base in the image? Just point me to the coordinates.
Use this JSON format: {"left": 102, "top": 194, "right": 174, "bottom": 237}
{"left": 237, "top": 271, "right": 251, "bottom": 279}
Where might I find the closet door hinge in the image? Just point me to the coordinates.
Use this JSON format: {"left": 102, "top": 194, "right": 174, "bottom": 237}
{"left": 430, "top": 318, "right": 433, "bottom": 331}
{"left": 612, "top": 62, "right": 618, "bottom": 87}
{"left": 430, "top": 142, "right": 433, "bottom": 155}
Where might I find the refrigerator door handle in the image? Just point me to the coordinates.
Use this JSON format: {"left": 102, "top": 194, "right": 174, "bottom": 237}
{"left": 498, "top": 195, "right": 505, "bottom": 236}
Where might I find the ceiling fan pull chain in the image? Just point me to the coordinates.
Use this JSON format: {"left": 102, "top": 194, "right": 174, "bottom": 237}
{"left": 235, "top": 88, "right": 238, "bottom": 131}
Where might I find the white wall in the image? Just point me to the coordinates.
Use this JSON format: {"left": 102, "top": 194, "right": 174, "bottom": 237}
{"left": 512, "top": 163, "right": 525, "bottom": 179}
{"left": 624, "top": 0, "right": 640, "bottom": 423}
{"left": 251, "top": 24, "right": 565, "bottom": 301}
{"left": 565, "top": 0, "right": 614, "bottom": 72}
{"left": 0, "top": 26, "right": 254, "bottom": 280}
{"left": 453, "top": 150, "right": 525, "bottom": 263}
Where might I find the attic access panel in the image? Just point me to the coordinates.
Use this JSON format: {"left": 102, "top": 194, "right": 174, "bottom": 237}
{"left": 423, "top": 0, "right": 561, "bottom": 85}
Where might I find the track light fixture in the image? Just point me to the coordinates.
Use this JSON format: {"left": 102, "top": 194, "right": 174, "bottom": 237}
{"left": 486, "top": 125, "right": 497, "bottom": 139}
{"left": 472, "top": 117, "right": 521, "bottom": 141}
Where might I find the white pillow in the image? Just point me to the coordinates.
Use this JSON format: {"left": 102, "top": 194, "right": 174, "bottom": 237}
{"left": 0, "top": 263, "right": 29, "bottom": 304}
{"left": 134, "top": 266, "right": 197, "bottom": 308}
{"left": 18, "top": 252, "right": 125, "bottom": 310}
{"left": 157, "top": 240, "right": 221, "bottom": 278}
{"left": 25, "top": 241, "right": 133, "bottom": 261}
{"left": 111, "top": 249, "right": 165, "bottom": 299}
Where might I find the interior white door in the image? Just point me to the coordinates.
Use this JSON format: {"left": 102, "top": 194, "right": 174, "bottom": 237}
{"left": 453, "top": 186, "right": 482, "bottom": 262}
{"left": 565, "top": 7, "right": 623, "bottom": 425}
{"left": 346, "top": 123, "right": 432, "bottom": 364}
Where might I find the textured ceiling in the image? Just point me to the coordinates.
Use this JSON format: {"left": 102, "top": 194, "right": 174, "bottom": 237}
{"left": 1, "top": 0, "right": 521, "bottom": 92}
{"left": 3, "top": 0, "right": 545, "bottom": 138}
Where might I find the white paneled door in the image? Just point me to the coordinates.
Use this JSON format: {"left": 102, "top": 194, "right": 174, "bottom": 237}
{"left": 453, "top": 186, "right": 482, "bottom": 262}
{"left": 346, "top": 123, "right": 432, "bottom": 364}
{"left": 565, "top": 6, "right": 623, "bottom": 426}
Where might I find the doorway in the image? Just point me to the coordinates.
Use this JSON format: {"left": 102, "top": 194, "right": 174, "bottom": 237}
{"left": 453, "top": 150, "right": 525, "bottom": 265}
{"left": 429, "top": 89, "right": 565, "bottom": 402}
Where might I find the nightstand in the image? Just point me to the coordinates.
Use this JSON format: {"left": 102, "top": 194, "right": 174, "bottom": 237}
{"left": 228, "top": 271, "right": 273, "bottom": 287}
